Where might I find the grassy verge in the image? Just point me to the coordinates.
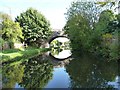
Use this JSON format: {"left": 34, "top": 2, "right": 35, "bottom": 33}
{"left": 0, "top": 47, "right": 50, "bottom": 63}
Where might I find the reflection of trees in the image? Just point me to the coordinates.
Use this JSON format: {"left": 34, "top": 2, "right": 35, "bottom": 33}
{"left": 2, "top": 64, "right": 24, "bottom": 88}
{"left": 19, "top": 56, "right": 53, "bottom": 89}
{"left": 66, "top": 52, "right": 118, "bottom": 88}
{"left": 51, "top": 47, "right": 63, "bottom": 56}
{"left": 117, "top": 60, "right": 120, "bottom": 87}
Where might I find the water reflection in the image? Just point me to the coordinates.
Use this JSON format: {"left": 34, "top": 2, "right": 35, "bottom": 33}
{"left": 54, "top": 50, "right": 71, "bottom": 59}
{"left": 2, "top": 55, "right": 54, "bottom": 89}
{"left": 45, "top": 67, "right": 70, "bottom": 88}
{"left": 2, "top": 64, "right": 24, "bottom": 88}
{"left": 19, "top": 55, "right": 53, "bottom": 89}
{"left": 2, "top": 51, "right": 120, "bottom": 89}
{"left": 65, "top": 52, "right": 118, "bottom": 88}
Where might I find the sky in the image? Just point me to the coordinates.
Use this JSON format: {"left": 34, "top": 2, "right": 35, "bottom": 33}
{"left": 0, "top": 0, "right": 75, "bottom": 29}
{"left": 0, "top": 0, "right": 118, "bottom": 29}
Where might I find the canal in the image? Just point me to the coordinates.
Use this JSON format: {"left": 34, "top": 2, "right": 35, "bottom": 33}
{"left": 2, "top": 37, "right": 120, "bottom": 89}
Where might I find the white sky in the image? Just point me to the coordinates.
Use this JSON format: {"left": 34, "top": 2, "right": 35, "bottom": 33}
{"left": 0, "top": 0, "right": 74, "bottom": 29}
{"left": 0, "top": 0, "right": 118, "bottom": 29}
{"left": 55, "top": 37, "right": 70, "bottom": 42}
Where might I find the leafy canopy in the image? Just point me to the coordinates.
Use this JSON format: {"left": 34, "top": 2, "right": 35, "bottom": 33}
{"left": 15, "top": 8, "right": 52, "bottom": 46}
{"left": 65, "top": 1, "right": 101, "bottom": 27}
{"left": 2, "top": 19, "right": 23, "bottom": 43}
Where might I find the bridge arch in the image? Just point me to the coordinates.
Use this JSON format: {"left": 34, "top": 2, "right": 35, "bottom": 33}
{"left": 48, "top": 35, "right": 71, "bottom": 61}
{"left": 48, "top": 35, "right": 69, "bottom": 44}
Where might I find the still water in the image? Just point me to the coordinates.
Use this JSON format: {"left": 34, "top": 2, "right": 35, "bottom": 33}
{"left": 2, "top": 37, "right": 120, "bottom": 89}
{"left": 2, "top": 51, "right": 120, "bottom": 89}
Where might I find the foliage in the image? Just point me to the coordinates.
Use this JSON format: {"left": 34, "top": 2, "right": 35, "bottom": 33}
{"left": 94, "top": 10, "right": 116, "bottom": 34}
{"left": 65, "top": 1, "right": 101, "bottom": 27}
{"left": 109, "top": 39, "right": 119, "bottom": 60}
{"left": 50, "top": 40, "right": 62, "bottom": 48}
{"left": 64, "top": 1, "right": 119, "bottom": 60}
{"left": 50, "top": 40, "right": 62, "bottom": 55}
{"left": 64, "top": 0, "right": 101, "bottom": 52}
{"left": 15, "top": 8, "right": 52, "bottom": 46}
{"left": 50, "top": 39, "right": 71, "bottom": 56}
{"left": 2, "top": 19, "right": 23, "bottom": 48}
{"left": 96, "top": 0, "right": 115, "bottom": 7}
{"left": 98, "top": 12, "right": 120, "bottom": 60}
{"left": 0, "top": 12, "right": 12, "bottom": 21}
{"left": 102, "top": 33, "right": 112, "bottom": 45}
{"left": 2, "top": 64, "right": 24, "bottom": 88}
{"left": 66, "top": 52, "right": 118, "bottom": 88}
{"left": 0, "top": 38, "right": 5, "bottom": 46}
{"left": 19, "top": 55, "right": 53, "bottom": 88}
{"left": 64, "top": 14, "right": 91, "bottom": 51}
{"left": 96, "top": 0, "right": 118, "bottom": 11}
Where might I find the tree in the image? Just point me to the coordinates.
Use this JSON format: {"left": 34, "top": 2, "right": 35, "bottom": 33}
{"left": 0, "top": 12, "right": 12, "bottom": 46}
{"left": 64, "top": 0, "right": 119, "bottom": 60}
{"left": 65, "top": 1, "right": 101, "bottom": 27}
{"left": 1, "top": 12, "right": 23, "bottom": 49}
{"left": 95, "top": 10, "right": 116, "bottom": 34}
{"left": 109, "top": 14, "right": 120, "bottom": 60}
{"left": 64, "top": 14, "right": 91, "bottom": 51}
{"left": 64, "top": 1, "right": 102, "bottom": 52}
{"left": 15, "top": 8, "right": 52, "bottom": 47}
{"left": 50, "top": 40, "right": 63, "bottom": 56}
{"left": 94, "top": 10, "right": 119, "bottom": 59}
{"left": 2, "top": 19, "right": 23, "bottom": 48}
{"left": 0, "top": 12, "right": 12, "bottom": 22}
{"left": 96, "top": 0, "right": 119, "bottom": 11}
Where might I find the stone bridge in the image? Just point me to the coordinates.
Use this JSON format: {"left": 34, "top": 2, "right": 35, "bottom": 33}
{"left": 42, "top": 29, "right": 67, "bottom": 48}
{"left": 48, "top": 31, "right": 68, "bottom": 44}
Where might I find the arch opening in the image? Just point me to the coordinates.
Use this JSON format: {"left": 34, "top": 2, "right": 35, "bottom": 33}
{"left": 49, "top": 36, "right": 72, "bottom": 60}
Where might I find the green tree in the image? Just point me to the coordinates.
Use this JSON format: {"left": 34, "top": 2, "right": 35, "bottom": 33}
{"left": 95, "top": 10, "right": 116, "bottom": 34}
{"left": 64, "top": 1, "right": 101, "bottom": 52}
{"left": 64, "top": 1, "right": 119, "bottom": 60}
{"left": 15, "top": 8, "right": 52, "bottom": 47}
{"left": 0, "top": 12, "right": 12, "bottom": 48}
{"left": 50, "top": 40, "right": 63, "bottom": 55}
{"left": 90, "top": 10, "right": 115, "bottom": 56}
{"left": 109, "top": 14, "right": 120, "bottom": 60}
{"left": 64, "top": 14, "right": 91, "bottom": 51}
{"left": 94, "top": 10, "right": 119, "bottom": 59}
{"left": 65, "top": 1, "right": 101, "bottom": 27}
{"left": 2, "top": 19, "right": 23, "bottom": 48}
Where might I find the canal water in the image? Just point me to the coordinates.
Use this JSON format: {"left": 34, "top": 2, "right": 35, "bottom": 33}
{"left": 2, "top": 51, "right": 120, "bottom": 89}
{"left": 2, "top": 37, "right": 120, "bottom": 89}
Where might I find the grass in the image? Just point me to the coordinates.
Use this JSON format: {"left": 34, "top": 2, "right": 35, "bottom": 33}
{"left": 0, "top": 47, "right": 50, "bottom": 63}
